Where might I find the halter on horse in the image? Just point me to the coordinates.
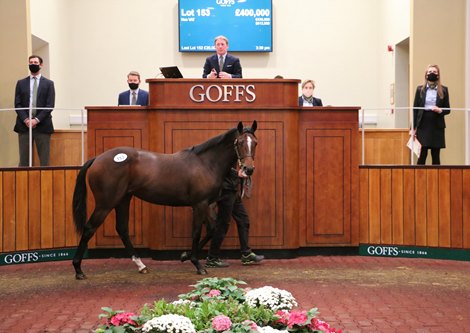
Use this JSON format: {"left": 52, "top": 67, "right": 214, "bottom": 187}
{"left": 72, "top": 121, "right": 257, "bottom": 278}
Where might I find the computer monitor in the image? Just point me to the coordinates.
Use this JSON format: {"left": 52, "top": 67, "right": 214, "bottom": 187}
{"left": 159, "top": 66, "right": 183, "bottom": 78}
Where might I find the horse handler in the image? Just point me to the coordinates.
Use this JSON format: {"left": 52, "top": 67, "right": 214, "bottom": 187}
{"left": 205, "top": 167, "right": 264, "bottom": 268}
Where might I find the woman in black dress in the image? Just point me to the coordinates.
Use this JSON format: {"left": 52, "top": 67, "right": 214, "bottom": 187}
{"left": 412, "top": 64, "right": 451, "bottom": 165}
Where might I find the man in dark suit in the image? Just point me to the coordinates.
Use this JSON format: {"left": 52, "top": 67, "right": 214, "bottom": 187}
{"left": 14, "top": 55, "right": 55, "bottom": 166}
{"left": 118, "top": 71, "right": 149, "bottom": 106}
{"left": 203, "top": 35, "right": 242, "bottom": 79}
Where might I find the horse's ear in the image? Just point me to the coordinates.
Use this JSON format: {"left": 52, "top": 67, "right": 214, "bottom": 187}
{"left": 251, "top": 120, "right": 257, "bottom": 132}
{"left": 237, "top": 122, "right": 244, "bottom": 133}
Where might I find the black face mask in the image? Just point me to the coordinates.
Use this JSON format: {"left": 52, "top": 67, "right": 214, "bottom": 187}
{"left": 128, "top": 83, "right": 139, "bottom": 90}
{"left": 426, "top": 73, "right": 439, "bottom": 82}
{"left": 29, "top": 64, "right": 40, "bottom": 73}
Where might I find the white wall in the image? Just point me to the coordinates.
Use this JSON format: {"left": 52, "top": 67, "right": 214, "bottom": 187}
{"left": 29, "top": 0, "right": 410, "bottom": 129}
{"left": 466, "top": 0, "right": 470, "bottom": 164}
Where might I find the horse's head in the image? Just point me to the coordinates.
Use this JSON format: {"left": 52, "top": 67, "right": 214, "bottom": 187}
{"left": 235, "top": 121, "right": 258, "bottom": 176}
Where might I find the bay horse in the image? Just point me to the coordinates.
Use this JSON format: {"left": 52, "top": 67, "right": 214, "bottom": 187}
{"left": 72, "top": 121, "right": 257, "bottom": 279}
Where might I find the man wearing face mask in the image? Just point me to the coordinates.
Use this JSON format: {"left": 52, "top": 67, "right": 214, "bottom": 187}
{"left": 14, "top": 55, "right": 55, "bottom": 166}
{"left": 298, "top": 80, "right": 323, "bottom": 106}
{"left": 412, "top": 64, "right": 451, "bottom": 165}
{"left": 118, "top": 71, "right": 149, "bottom": 106}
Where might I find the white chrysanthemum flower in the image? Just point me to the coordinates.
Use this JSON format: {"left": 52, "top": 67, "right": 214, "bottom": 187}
{"left": 141, "top": 314, "right": 196, "bottom": 333}
{"left": 171, "top": 299, "right": 196, "bottom": 307}
{"left": 245, "top": 286, "right": 298, "bottom": 311}
{"left": 257, "top": 326, "right": 288, "bottom": 333}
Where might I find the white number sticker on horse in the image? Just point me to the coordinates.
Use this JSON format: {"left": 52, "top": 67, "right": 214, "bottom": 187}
{"left": 113, "top": 153, "right": 128, "bottom": 163}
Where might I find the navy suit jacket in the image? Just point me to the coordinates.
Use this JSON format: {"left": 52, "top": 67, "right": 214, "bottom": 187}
{"left": 298, "top": 96, "right": 323, "bottom": 107}
{"left": 14, "top": 76, "right": 55, "bottom": 134}
{"left": 118, "top": 89, "right": 149, "bottom": 106}
{"left": 202, "top": 54, "right": 242, "bottom": 78}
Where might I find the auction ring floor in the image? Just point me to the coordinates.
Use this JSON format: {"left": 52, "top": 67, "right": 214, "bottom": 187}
{"left": 0, "top": 256, "right": 469, "bottom": 333}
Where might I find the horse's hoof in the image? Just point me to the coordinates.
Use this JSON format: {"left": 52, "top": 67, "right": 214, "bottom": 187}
{"left": 197, "top": 268, "right": 208, "bottom": 275}
{"left": 180, "top": 252, "right": 189, "bottom": 262}
{"left": 139, "top": 267, "right": 149, "bottom": 274}
{"left": 75, "top": 273, "right": 87, "bottom": 280}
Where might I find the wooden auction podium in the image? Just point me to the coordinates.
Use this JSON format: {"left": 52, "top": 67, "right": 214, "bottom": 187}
{"left": 86, "top": 79, "right": 359, "bottom": 252}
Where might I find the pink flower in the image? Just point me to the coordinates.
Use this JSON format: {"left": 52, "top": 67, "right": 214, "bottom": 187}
{"left": 109, "top": 312, "right": 137, "bottom": 326}
{"left": 212, "top": 315, "right": 232, "bottom": 331}
{"left": 311, "top": 318, "right": 330, "bottom": 332}
{"left": 287, "top": 310, "right": 308, "bottom": 328}
{"left": 242, "top": 320, "right": 258, "bottom": 330}
{"left": 274, "top": 310, "right": 289, "bottom": 325}
{"left": 208, "top": 289, "right": 221, "bottom": 297}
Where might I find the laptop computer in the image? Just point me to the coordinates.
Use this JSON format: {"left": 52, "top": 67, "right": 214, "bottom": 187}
{"left": 159, "top": 66, "right": 183, "bottom": 78}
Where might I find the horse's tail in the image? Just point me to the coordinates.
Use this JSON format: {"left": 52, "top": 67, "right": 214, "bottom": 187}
{"left": 72, "top": 158, "right": 96, "bottom": 235}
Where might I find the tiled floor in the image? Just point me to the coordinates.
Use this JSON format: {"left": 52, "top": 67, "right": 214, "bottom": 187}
{"left": 0, "top": 256, "right": 469, "bottom": 332}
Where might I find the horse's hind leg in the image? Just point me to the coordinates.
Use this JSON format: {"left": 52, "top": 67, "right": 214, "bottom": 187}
{"left": 115, "top": 195, "right": 148, "bottom": 274}
{"left": 73, "top": 208, "right": 111, "bottom": 280}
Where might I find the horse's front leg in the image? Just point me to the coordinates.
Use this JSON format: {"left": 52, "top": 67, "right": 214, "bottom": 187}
{"left": 190, "top": 204, "right": 208, "bottom": 275}
{"left": 180, "top": 204, "right": 216, "bottom": 262}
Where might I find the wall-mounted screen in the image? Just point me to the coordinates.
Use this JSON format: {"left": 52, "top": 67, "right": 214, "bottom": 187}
{"left": 179, "top": 0, "right": 272, "bottom": 52}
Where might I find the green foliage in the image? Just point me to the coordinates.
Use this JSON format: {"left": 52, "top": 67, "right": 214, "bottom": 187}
{"left": 140, "top": 297, "right": 275, "bottom": 331}
{"left": 178, "top": 277, "right": 247, "bottom": 303}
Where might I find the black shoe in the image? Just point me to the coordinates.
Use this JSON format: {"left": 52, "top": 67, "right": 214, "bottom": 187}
{"left": 205, "top": 257, "right": 230, "bottom": 268}
{"left": 241, "top": 252, "right": 264, "bottom": 265}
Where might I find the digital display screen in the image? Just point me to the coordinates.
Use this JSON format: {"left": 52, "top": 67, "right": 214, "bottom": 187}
{"left": 179, "top": 0, "right": 273, "bottom": 52}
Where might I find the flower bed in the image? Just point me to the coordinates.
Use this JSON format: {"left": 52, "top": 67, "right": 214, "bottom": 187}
{"left": 96, "top": 277, "right": 341, "bottom": 333}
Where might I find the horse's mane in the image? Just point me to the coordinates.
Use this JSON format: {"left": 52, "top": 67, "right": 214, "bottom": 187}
{"left": 188, "top": 128, "right": 238, "bottom": 155}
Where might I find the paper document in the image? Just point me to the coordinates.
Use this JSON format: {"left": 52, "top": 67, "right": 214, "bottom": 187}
{"left": 406, "top": 136, "right": 421, "bottom": 157}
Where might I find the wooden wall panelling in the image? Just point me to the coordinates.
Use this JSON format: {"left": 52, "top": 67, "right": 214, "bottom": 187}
{"left": 359, "top": 168, "right": 369, "bottom": 244}
{"left": 414, "top": 169, "right": 427, "bottom": 246}
{"left": 299, "top": 108, "right": 359, "bottom": 247}
{"left": 2, "top": 172, "right": 16, "bottom": 252}
{"left": 402, "top": 169, "right": 416, "bottom": 244}
{"left": 359, "top": 166, "right": 470, "bottom": 250}
{"left": 53, "top": 170, "right": 66, "bottom": 248}
{"left": 362, "top": 129, "right": 410, "bottom": 165}
{"left": 380, "top": 168, "right": 392, "bottom": 244}
{"left": 391, "top": 169, "right": 404, "bottom": 244}
{"left": 0, "top": 168, "right": 81, "bottom": 253}
{"left": 40, "top": 170, "right": 54, "bottom": 249}
{"left": 27, "top": 171, "right": 41, "bottom": 249}
{"left": 449, "top": 169, "right": 463, "bottom": 247}
{"left": 464, "top": 170, "right": 470, "bottom": 248}
{"left": 368, "top": 168, "right": 381, "bottom": 244}
{"left": 425, "top": 169, "right": 439, "bottom": 246}
{"left": 0, "top": 172, "right": 2, "bottom": 250}
{"left": 65, "top": 169, "right": 79, "bottom": 247}
{"left": 438, "top": 169, "right": 451, "bottom": 247}
{"left": 15, "top": 171, "right": 29, "bottom": 251}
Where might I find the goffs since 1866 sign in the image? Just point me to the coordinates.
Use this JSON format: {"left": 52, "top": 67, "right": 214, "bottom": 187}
{"left": 360, "top": 244, "right": 470, "bottom": 261}
{"left": 0, "top": 248, "right": 85, "bottom": 266}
